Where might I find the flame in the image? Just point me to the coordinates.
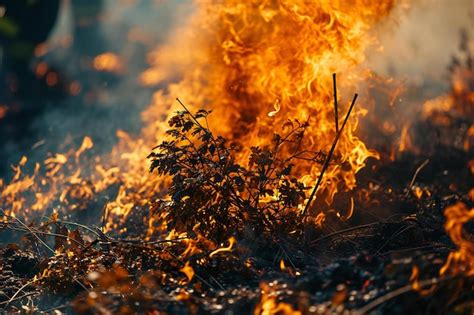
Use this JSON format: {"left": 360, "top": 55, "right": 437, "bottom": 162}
{"left": 1, "top": 1, "right": 401, "bottom": 233}
{"left": 75, "top": 136, "right": 94, "bottom": 160}
{"left": 209, "top": 236, "right": 236, "bottom": 258}
{"left": 141, "top": 0, "right": 393, "bottom": 210}
{"left": 254, "top": 283, "right": 301, "bottom": 315}
{"left": 268, "top": 99, "right": 281, "bottom": 117}
{"left": 440, "top": 202, "right": 474, "bottom": 276}
{"left": 398, "top": 123, "right": 413, "bottom": 153}
{"left": 409, "top": 265, "right": 420, "bottom": 289}
{"left": 0, "top": 136, "right": 119, "bottom": 219}
{"left": 180, "top": 261, "right": 195, "bottom": 282}
{"left": 409, "top": 265, "right": 436, "bottom": 296}
{"left": 180, "top": 237, "right": 203, "bottom": 258}
{"left": 279, "top": 259, "right": 286, "bottom": 271}
{"left": 314, "top": 212, "right": 326, "bottom": 227}
{"left": 412, "top": 186, "right": 423, "bottom": 199}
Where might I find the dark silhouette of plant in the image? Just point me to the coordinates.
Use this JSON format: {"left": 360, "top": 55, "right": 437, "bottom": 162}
{"left": 148, "top": 100, "right": 323, "bottom": 242}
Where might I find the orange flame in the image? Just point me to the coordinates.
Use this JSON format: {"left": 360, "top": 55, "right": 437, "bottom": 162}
{"left": 279, "top": 259, "right": 286, "bottom": 271}
{"left": 1, "top": 1, "right": 401, "bottom": 233}
{"left": 440, "top": 202, "right": 474, "bottom": 276}
{"left": 180, "top": 261, "right": 195, "bottom": 282}
{"left": 254, "top": 283, "right": 301, "bottom": 315}
{"left": 209, "top": 237, "right": 236, "bottom": 258}
{"left": 77, "top": 0, "right": 397, "bottom": 230}
{"left": 141, "top": 0, "right": 394, "bottom": 212}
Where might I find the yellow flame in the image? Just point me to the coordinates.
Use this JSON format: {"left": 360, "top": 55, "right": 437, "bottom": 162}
{"left": 279, "top": 259, "right": 286, "bottom": 271}
{"left": 1, "top": 1, "right": 402, "bottom": 234}
{"left": 180, "top": 261, "right": 195, "bottom": 282}
{"left": 268, "top": 99, "right": 281, "bottom": 117}
{"left": 254, "top": 283, "right": 301, "bottom": 315}
{"left": 209, "top": 237, "right": 236, "bottom": 258}
{"left": 75, "top": 136, "right": 94, "bottom": 160}
{"left": 440, "top": 202, "right": 474, "bottom": 276}
{"left": 141, "top": 0, "right": 391, "bottom": 210}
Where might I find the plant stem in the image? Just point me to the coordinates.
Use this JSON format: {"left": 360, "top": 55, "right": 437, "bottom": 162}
{"left": 301, "top": 93, "right": 358, "bottom": 216}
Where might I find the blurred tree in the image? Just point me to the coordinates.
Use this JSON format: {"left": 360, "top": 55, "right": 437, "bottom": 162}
{"left": 0, "top": 0, "right": 60, "bottom": 91}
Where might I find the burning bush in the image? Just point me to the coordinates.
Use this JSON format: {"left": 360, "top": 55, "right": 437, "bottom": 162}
{"left": 148, "top": 101, "right": 313, "bottom": 242}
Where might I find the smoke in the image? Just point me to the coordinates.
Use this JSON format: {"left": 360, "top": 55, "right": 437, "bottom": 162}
{"left": 0, "top": 0, "right": 194, "bottom": 178}
{"left": 369, "top": 0, "right": 473, "bottom": 85}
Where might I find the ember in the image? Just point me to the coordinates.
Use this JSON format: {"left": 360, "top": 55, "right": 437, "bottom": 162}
{"left": 0, "top": 1, "right": 473, "bottom": 314}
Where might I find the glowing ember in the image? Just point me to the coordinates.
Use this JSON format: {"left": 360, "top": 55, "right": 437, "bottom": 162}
{"left": 93, "top": 52, "right": 123, "bottom": 73}
{"left": 0, "top": 104, "right": 7, "bottom": 119}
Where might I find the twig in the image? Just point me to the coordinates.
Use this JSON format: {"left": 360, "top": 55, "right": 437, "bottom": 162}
{"left": 0, "top": 292, "right": 37, "bottom": 306}
{"left": 119, "top": 237, "right": 189, "bottom": 245}
{"left": 41, "top": 303, "right": 71, "bottom": 313}
{"left": 72, "top": 277, "right": 90, "bottom": 292}
{"left": 3, "top": 280, "right": 37, "bottom": 309}
{"left": 3, "top": 220, "right": 86, "bottom": 248}
{"left": 2, "top": 213, "right": 91, "bottom": 293}
{"left": 333, "top": 73, "right": 339, "bottom": 132}
{"left": 381, "top": 243, "right": 451, "bottom": 256}
{"left": 23, "top": 229, "right": 86, "bottom": 249}
{"left": 209, "top": 275, "right": 226, "bottom": 291}
{"left": 1, "top": 210, "right": 55, "bottom": 254}
{"left": 375, "top": 224, "right": 416, "bottom": 254}
{"left": 101, "top": 200, "right": 109, "bottom": 231}
{"left": 302, "top": 93, "right": 358, "bottom": 216}
{"left": 325, "top": 223, "right": 360, "bottom": 246}
{"left": 309, "top": 215, "right": 418, "bottom": 246}
{"left": 276, "top": 242, "right": 297, "bottom": 270}
{"left": 406, "top": 159, "right": 430, "bottom": 196}
{"left": 176, "top": 98, "right": 205, "bottom": 130}
{"left": 176, "top": 97, "right": 224, "bottom": 165}
{"left": 49, "top": 219, "right": 104, "bottom": 239}
{"left": 353, "top": 275, "right": 461, "bottom": 314}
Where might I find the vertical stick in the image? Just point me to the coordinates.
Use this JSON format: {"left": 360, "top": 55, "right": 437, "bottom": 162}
{"left": 333, "top": 73, "right": 339, "bottom": 133}
{"left": 302, "top": 93, "right": 358, "bottom": 216}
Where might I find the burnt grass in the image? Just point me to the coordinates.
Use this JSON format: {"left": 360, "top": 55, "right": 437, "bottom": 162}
{"left": 1, "top": 102, "right": 473, "bottom": 314}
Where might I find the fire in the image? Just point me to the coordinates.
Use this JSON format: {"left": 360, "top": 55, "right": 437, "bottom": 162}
{"left": 180, "top": 261, "right": 195, "bottom": 282}
{"left": 1, "top": 1, "right": 400, "bottom": 231}
{"left": 279, "top": 259, "right": 286, "bottom": 271}
{"left": 268, "top": 99, "right": 281, "bottom": 117}
{"left": 0, "top": 136, "right": 120, "bottom": 220}
{"left": 440, "top": 202, "right": 474, "bottom": 276}
{"left": 254, "top": 283, "right": 301, "bottom": 315}
{"left": 209, "top": 236, "right": 236, "bottom": 258}
{"left": 398, "top": 123, "right": 413, "bottom": 153}
{"left": 141, "top": 0, "right": 396, "bottom": 210}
